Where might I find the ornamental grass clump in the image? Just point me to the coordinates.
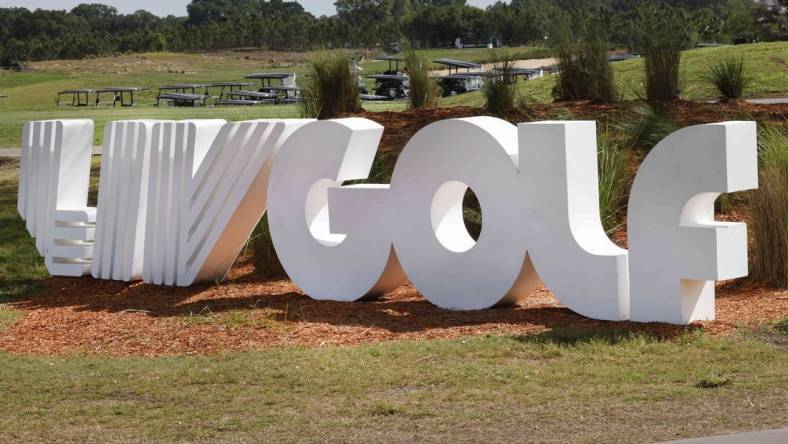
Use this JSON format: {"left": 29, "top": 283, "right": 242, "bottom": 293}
{"left": 405, "top": 47, "right": 438, "bottom": 110}
{"left": 749, "top": 123, "right": 788, "bottom": 288}
{"left": 704, "top": 55, "right": 750, "bottom": 100}
{"left": 552, "top": 38, "right": 617, "bottom": 103}
{"left": 301, "top": 51, "right": 361, "bottom": 119}
{"left": 616, "top": 102, "right": 678, "bottom": 152}
{"left": 250, "top": 214, "right": 286, "bottom": 279}
{"left": 597, "top": 127, "right": 630, "bottom": 234}
{"left": 550, "top": 9, "right": 617, "bottom": 103}
{"left": 482, "top": 52, "right": 517, "bottom": 117}
{"left": 633, "top": 3, "right": 693, "bottom": 102}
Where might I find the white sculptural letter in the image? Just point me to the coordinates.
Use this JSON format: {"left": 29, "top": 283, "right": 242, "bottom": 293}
{"left": 268, "top": 118, "right": 406, "bottom": 301}
{"left": 143, "top": 119, "right": 310, "bottom": 286}
{"left": 16, "top": 116, "right": 759, "bottom": 326}
{"left": 519, "top": 121, "right": 629, "bottom": 321}
{"left": 178, "top": 119, "right": 310, "bottom": 286}
{"left": 628, "top": 122, "right": 758, "bottom": 324}
{"left": 143, "top": 119, "right": 225, "bottom": 286}
{"left": 18, "top": 119, "right": 95, "bottom": 277}
{"left": 388, "top": 117, "right": 538, "bottom": 310}
{"left": 92, "top": 121, "right": 156, "bottom": 281}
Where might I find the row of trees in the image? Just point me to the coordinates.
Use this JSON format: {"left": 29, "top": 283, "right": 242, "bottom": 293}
{"left": 1, "top": 0, "right": 787, "bottom": 65}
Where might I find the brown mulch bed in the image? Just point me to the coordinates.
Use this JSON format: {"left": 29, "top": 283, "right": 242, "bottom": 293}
{"left": 1, "top": 101, "right": 785, "bottom": 357}
{"left": 0, "top": 260, "right": 785, "bottom": 357}
{"left": 356, "top": 100, "right": 787, "bottom": 159}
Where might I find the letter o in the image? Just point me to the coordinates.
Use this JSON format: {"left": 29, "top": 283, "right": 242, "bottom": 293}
{"left": 388, "top": 117, "right": 538, "bottom": 310}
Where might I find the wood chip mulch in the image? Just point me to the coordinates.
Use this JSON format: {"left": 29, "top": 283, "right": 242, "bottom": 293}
{"left": 2, "top": 101, "right": 785, "bottom": 357}
{"left": 0, "top": 262, "right": 785, "bottom": 356}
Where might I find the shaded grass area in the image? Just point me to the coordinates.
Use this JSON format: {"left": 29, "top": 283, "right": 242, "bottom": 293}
{"left": 0, "top": 159, "right": 45, "bottom": 333}
{"left": 0, "top": 159, "right": 46, "bottom": 304}
{"left": 0, "top": 331, "right": 785, "bottom": 442}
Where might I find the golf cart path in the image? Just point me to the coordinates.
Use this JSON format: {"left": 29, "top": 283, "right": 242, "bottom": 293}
{"left": 0, "top": 146, "right": 102, "bottom": 158}
{"left": 657, "top": 427, "right": 788, "bottom": 443}
{"left": 430, "top": 57, "right": 556, "bottom": 76}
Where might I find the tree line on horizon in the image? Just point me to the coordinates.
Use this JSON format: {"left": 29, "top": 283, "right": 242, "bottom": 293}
{"left": 1, "top": 0, "right": 786, "bottom": 66}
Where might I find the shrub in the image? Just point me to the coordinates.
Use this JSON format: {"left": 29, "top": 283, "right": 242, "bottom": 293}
{"left": 749, "top": 123, "right": 788, "bottom": 288}
{"left": 552, "top": 39, "right": 617, "bottom": 103}
{"left": 633, "top": 3, "right": 693, "bottom": 101}
{"left": 250, "top": 214, "right": 286, "bottom": 280}
{"left": 405, "top": 47, "right": 438, "bottom": 110}
{"left": 704, "top": 55, "right": 750, "bottom": 100}
{"left": 597, "top": 128, "right": 629, "bottom": 234}
{"left": 482, "top": 52, "right": 517, "bottom": 117}
{"left": 301, "top": 51, "right": 361, "bottom": 119}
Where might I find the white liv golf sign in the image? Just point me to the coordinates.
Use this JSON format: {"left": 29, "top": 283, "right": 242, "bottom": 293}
{"left": 17, "top": 117, "right": 758, "bottom": 325}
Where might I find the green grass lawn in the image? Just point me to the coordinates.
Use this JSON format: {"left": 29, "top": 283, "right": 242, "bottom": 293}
{"left": 0, "top": 42, "right": 785, "bottom": 148}
{"left": 0, "top": 330, "right": 786, "bottom": 442}
{"left": 0, "top": 159, "right": 46, "bottom": 303}
{"left": 1, "top": 44, "right": 787, "bottom": 442}
{"left": 445, "top": 41, "right": 788, "bottom": 107}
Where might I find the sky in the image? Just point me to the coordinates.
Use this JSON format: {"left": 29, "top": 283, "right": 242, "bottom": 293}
{"left": 0, "top": 0, "right": 503, "bottom": 17}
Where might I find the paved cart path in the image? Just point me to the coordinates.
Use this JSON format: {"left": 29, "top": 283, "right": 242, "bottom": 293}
{"left": 0, "top": 146, "right": 102, "bottom": 158}
{"left": 657, "top": 427, "right": 788, "bottom": 444}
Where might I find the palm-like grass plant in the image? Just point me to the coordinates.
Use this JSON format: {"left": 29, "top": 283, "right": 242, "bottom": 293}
{"left": 749, "top": 122, "right": 788, "bottom": 288}
{"left": 301, "top": 51, "right": 361, "bottom": 119}
{"left": 482, "top": 52, "right": 517, "bottom": 117}
{"left": 405, "top": 47, "right": 438, "bottom": 110}
{"left": 704, "top": 55, "right": 750, "bottom": 100}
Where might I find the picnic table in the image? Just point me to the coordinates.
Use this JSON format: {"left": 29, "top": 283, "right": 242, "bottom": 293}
{"left": 156, "top": 93, "right": 208, "bottom": 107}
{"left": 245, "top": 72, "right": 295, "bottom": 88}
{"left": 225, "top": 90, "right": 278, "bottom": 104}
{"left": 214, "top": 99, "right": 263, "bottom": 106}
{"left": 56, "top": 89, "right": 93, "bottom": 107}
{"left": 95, "top": 87, "right": 145, "bottom": 107}
{"left": 259, "top": 85, "right": 302, "bottom": 103}
{"left": 207, "top": 82, "right": 254, "bottom": 101}
{"left": 244, "top": 73, "right": 302, "bottom": 103}
{"left": 158, "top": 84, "right": 205, "bottom": 94}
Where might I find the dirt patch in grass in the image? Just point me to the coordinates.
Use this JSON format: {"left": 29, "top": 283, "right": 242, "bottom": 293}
{"left": 29, "top": 50, "right": 313, "bottom": 75}
{"left": 0, "top": 258, "right": 784, "bottom": 356}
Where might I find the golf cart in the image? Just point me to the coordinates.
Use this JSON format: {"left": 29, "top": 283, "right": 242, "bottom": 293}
{"left": 436, "top": 74, "right": 483, "bottom": 97}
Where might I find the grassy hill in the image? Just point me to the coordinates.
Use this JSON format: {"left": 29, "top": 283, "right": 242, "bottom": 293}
{"left": 444, "top": 41, "right": 788, "bottom": 107}
{"left": 0, "top": 42, "right": 785, "bottom": 147}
